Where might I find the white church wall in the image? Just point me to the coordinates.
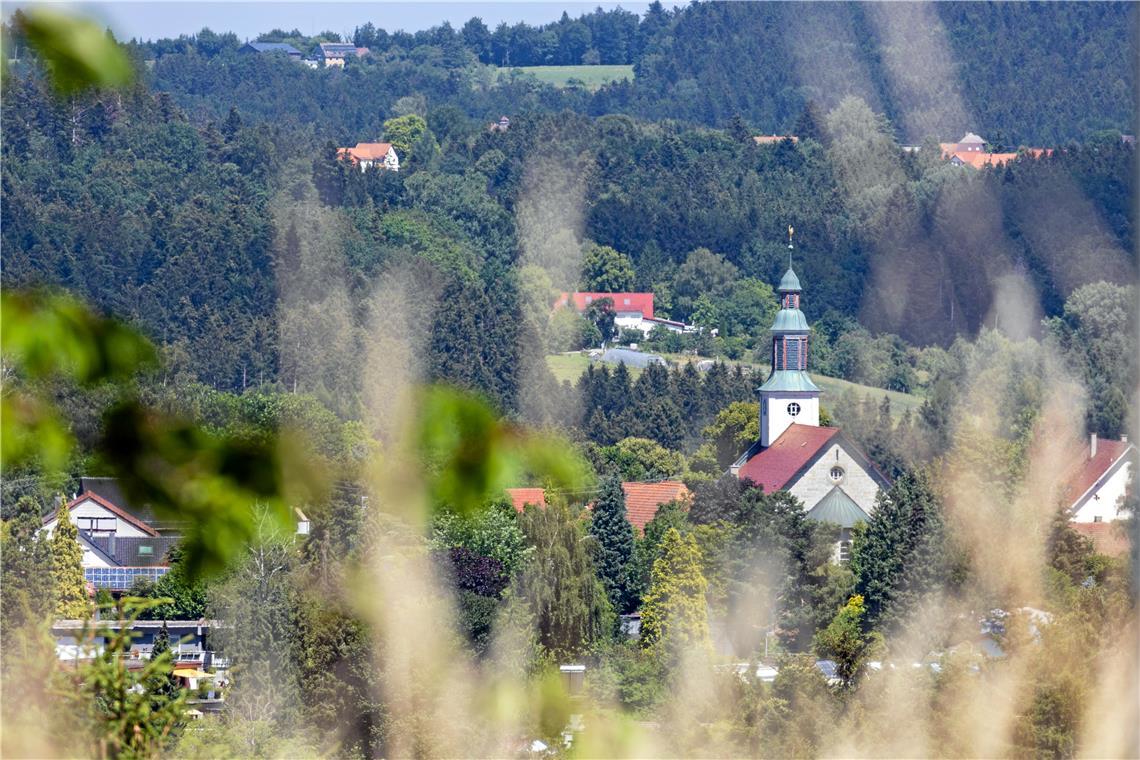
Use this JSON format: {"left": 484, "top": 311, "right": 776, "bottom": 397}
{"left": 1071, "top": 459, "right": 1133, "bottom": 523}
{"left": 761, "top": 393, "right": 819, "bottom": 446}
{"left": 788, "top": 443, "right": 882, "bottom": 514}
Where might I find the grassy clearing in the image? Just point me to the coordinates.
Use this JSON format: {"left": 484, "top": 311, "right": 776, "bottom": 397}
{"left": 504, "top": 64, "right": 634, "bottom": 89}
{"left": 546, "top": 352, "right": 922, "bottom": 420}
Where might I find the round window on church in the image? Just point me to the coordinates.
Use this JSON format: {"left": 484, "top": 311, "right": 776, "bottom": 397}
{"left": 787, "top": 402, "right": 801, "bottom": 417}
{"left": 830, "top": 466, "right": 845, "bottom": 483}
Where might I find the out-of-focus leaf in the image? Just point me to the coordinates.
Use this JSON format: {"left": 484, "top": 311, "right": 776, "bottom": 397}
{"left": 15, "top": 8, "right": 133, "bottom": 94}
{"left": 0, "top": 393, "right": 72, "bottom": 473}
{"left": 101, "top": 401, "right": 327, "bottom": 579}
{"left": 2, "top": 290, "right": 155, "bottom": 385}
{"left": 416, "top": 386, "right": 590, "bottom": 516}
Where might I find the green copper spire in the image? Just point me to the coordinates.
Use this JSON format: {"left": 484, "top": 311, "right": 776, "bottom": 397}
{"left": 778, "top": 267, "right": 802, "bottom": 293}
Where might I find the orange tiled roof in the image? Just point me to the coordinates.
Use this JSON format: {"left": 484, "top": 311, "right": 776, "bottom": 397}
{"left": 338, "top": 142, "right": 393, "bottom": 162}
{"left": 621, "top": 481, "right": 690, "bottom": 533}
{"left": 506, "top": 487, "right": 546, "bottom": 512}
{"left": 1070, "top": 521, "right": 1132, "bottom": 557}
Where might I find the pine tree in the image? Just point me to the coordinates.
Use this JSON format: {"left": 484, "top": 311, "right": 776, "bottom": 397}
{"left": 49, "top": 498, "right": 91, "bottom": 619}
{"left": 146, "top": 622, "right": 180, "bottom": 701}
{"left": 589, "top": 476, "right": 636, "bottom": 614}
{"left": 851, "top": 469, "right": 950, "bottom": 633}
{"left": 639, "top": 528, "right": 710, "bottom": 661}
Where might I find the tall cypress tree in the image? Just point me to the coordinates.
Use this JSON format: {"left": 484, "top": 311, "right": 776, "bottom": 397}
{"left": 639, "top": 528, "right": 710, "bottom": 662}
{"left": 589, "top": 476, "right": 636, "bottom": 614}
{"left": 49, "top": 499, "right": 91, "bottom": 619}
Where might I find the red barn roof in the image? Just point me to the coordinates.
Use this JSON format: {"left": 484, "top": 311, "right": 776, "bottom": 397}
{"left": 621, "top": 481, "right": 690, "bottom": 533}
{"left": 737, "top": 424, "right": 841, "bottom": 492}
{"left": 1070, "top": 521, "right": 1131, "bottom": 557}
{"left": 1061, "top": 438, "right": 1133, "bottom": 509}
{"left": 556, "top": 292, "right": 654, "bottom": 319}
{"left": 505, "top": 488, "right": 546, "bottom": 513}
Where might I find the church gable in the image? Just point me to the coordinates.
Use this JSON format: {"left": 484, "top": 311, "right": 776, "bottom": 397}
{"left": 786, "top": 435, "right": 888, "bottom": 515}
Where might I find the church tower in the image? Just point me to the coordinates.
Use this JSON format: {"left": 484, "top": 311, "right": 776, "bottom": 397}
{"left": 758, "top": 265, "right": 821, "bottom": 446}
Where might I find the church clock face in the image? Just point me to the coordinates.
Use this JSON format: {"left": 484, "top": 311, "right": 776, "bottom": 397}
{"left": 787, "top": 402, "right": 801, "bottom": 417}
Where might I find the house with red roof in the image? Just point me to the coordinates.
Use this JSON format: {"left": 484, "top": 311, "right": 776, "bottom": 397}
{"left": 554, "top": 292, "right": 694, "bottom": 336}
{"left": 337, "top": 142, "right": 399, "bottom": 172}
{"left": 730, "top": 265, "right": 890, "bottom": 561}
{"left": 939, "top": 132, "right": 1052, "bottom": 170}
{"left": 505, "top": 487, "right": 547, "bottom": 513}
{"left": 1061, "top": 434, "right": 1134, "bottom": 523}
{"left": 505, "top": 481, "right": 691, "bottom": 535}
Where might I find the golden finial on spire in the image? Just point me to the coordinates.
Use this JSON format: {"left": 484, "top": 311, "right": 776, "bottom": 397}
{"left": 787, "top": 225, "right": 795, "bottom": 249}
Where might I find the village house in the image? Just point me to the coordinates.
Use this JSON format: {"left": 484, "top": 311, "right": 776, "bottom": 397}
{"left": 940, "top": 131, "right": 1052, "bottom": 169}
{"left": 506, "top": 481, "right": 691, "bottom": 534}
{"left": 1062, "top": 433, "right": 1134, "bottom": 524}
{"left": 315, "top": 42, "right": 370, "bottom": 67}
{"left": 730, "top": 266, "right": 891, "bottom": 562}
{"left": 238, "top": 42, "right": 302, "bottom": 60}
{"left": 555, "top": 292, "right": 694, "bottom": 336}
{"left": 336, "top": 142, "right": 400, "bottom": 172}
{"left": 42, "top": 477, "right": 309, "bottom": 592}
{"left": 489, "top": 115, "right": 511, "bottom": 133}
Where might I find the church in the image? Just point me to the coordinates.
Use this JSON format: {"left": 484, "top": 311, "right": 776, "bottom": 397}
{"left": 731, "top": 266, "right": 891, "bottom": 560}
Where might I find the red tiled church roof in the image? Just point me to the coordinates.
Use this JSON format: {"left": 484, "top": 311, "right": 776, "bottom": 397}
{"left": 556, "top": 292, "right": 654, "bottom": 319}
{"left": 505, "top": 488, "right": 546, "bottom": 512}
{"left": 1062, "top": 438, "right": 1132, "bottom": 508}
{"left": 737, "top": 424, "right": 840, "bottom": 492}
{"left": 621, "top": 481, "right": 690, "bottom": 533}
{"left": 1070, "top": 521, "right": 1131, "bottom": 557}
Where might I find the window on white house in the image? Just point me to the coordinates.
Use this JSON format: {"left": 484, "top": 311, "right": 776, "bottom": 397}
{"left": 830, "top": 466, "right": 845, "bottom": 483}
{"left": 1093, "top": 516, "right": 1103, "bottom": 523}
{"left": 787, "top": 402, "right": 800, "bottom": 417}
{"left": 77, "top": 517, "right": 117, "bottom": 535}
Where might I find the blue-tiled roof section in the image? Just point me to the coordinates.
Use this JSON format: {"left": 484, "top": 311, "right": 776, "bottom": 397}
{"left": 86, "top": 566, "right": 169, "bottom": 591}
{"left": 758, "top": 370, "right": 820, "bottom": 393}
{"left": 806, "top": 486, "right": 869, "bottom": 528}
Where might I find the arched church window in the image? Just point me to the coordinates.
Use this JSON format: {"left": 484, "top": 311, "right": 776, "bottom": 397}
{"left": 829, "top": 465, "right": 845, "bottom": 483}
{"left": 787, "top": 402, "right": 801, "bottom": 417}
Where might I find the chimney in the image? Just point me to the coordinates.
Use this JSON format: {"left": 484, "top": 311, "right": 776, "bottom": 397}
{"left": 1123, "top": 435, "right": 1129, "bottom": 444}
{"left": 1090, "top": 433, "right": 1097, "bottom": 459}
